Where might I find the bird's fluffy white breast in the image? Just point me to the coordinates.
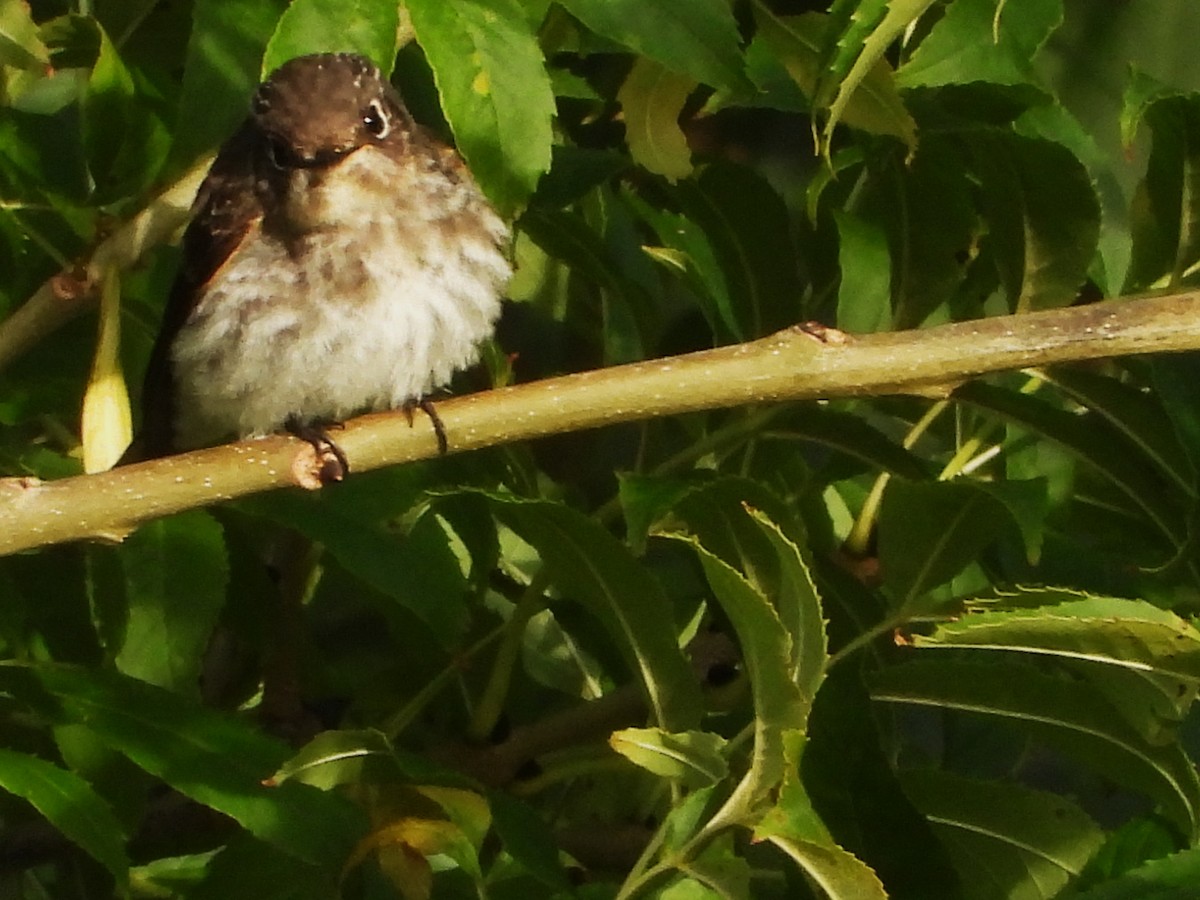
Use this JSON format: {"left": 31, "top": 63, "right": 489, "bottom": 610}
{"left": 171, "top": 146, "right": 510, "bottom": 448}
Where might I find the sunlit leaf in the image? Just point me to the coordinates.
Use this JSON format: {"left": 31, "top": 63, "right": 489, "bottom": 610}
{"left": 609, "top": 727, "right": 728, "bottom": 788}
{"left": 897, "top": 0, "right": 1062, "bottom": 89}
{"left": 901, "top": 769, "right": 1103, "bottom": 898}
{"left": 917, "top": 593, "right": 1200, "bottom": 682}
{"left": 406, "top": 0, "right": 554, "bottom": 215}
{"left": 617, "top": 58, "right": 695, "bottom": 182}
{"left": 116, "top": 510, "right": 228, "bottom": 692}
{"left": 755, "top": 732, "right": 887, "bottom": 897}
{"left": 263, "top": 0, "right": 400, "bottom": 75}
{"left": 755, "top": 8, "right": 916, "bottom": 154}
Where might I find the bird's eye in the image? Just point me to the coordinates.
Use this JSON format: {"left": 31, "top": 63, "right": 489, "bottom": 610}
{"left": 362, "top": 99, "right": 391, "bottom": 138}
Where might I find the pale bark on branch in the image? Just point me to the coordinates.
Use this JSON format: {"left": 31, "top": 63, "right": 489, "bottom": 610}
{"left": 1, "top": 291, "right": 1197, "bottom": 556}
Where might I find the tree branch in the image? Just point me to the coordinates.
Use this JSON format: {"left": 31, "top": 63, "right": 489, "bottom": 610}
{"left": 0, "top": 161, "right": 210, "bottom": 373}
{"left": 2, "top": 291, "right": 1196, "bottom": 556}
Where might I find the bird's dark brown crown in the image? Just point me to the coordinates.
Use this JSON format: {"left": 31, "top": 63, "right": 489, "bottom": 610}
{"left": 251, "top": 53, "right": 412, "bottom": 168}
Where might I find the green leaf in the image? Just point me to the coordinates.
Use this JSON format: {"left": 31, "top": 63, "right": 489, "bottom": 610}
{"left": 812, "top": 0, "right": 926, "bottom": 155}
{"left": 754, "top": 733, "right": 887, "bottom": 898}
{"left": 488, "top": 496, "right": 704, "bottom": 733}
{"left": 1073, "top": 846, "right": 1200, "bottom": 900}
{"left": 672, "top": 536, "right": 806, "bottom": 806}
{"left": 0, "top": 1, "right": 49, "bottom": 70}
{"left": 862, "top": 138, "right": 977, "bottom": 329}
{"left": 871, "top": 659, "right": 1200, "bottom": 840}
{"left": 1041, "top": 366, "right": 1195, "bottom": 497}
{"left": 188, "top": 834, "right": 334, "bottom": 900}
{"left": 955, "top": 380, "right": 1189, "bottom": 554}
{"left": 617, "top": 58, "right": 695, "bottom": 182}
{"left": 238, "top": 484, "right": 470, "bottom": 647}
{"left": 676, "top": 162, "right": 803, "bottom": 338}
{"left": 654, "top": 483, "right": 827, "bottom": 700}
{"left": 1014, "top": 101, "right": 1132, "bottom": 296}
{"left": 518, "top": 204, "right": 653, "bottom": 363}
{"left": 262, "top": 0, "right": 400, "bottom": 75}
{"left": 675, "top": 834, "right": 752, "bottom": 898}
{"left": 556, "top": 0, "right": 746, "bottom": 91}
{"left": 754, "top": 9, "right": 916, "bottom": 153}
{"left": 916, "top": 593, "right": 1200, "bottom": 682}
{"left": 0, "top": 662, "right": 368, "bottom": 869}
{"left": 834, "top": 209, "right": 892, "bottom": 333}
{"left": 897, "top": 0, "right": 1063, "bottom": 89}
{"left": 878, "top": 479, "right": 1015, "bottom": 608}
{"left": 609, "top": 727, "right": 728, "bottom": 789}
{"left": 0, "top": 747, "right": 130, "bottom": 884}
{"left": 168, "top": 0, "right": 288, "bottom": 171}
{"left": 116, "top": 510, "right": 228, "bottom": 692}
{"left": 966, "top": 130, "right": 1101, "bottom": 311}
{"left": 1125, "top": 82, "right": 1200, "bottom": 290}
{"left": 406, "top": 0, "right": 554, "bottom": 216}
{"left": 901, "top": 769, "right": 1104, "bottom": 899}
{"left": 768, "top": 407, "right": 934, "bottom": 480}
{"left": 489, "top": 790, "right": 572, "bottom": 890}
{"left": 623, "top": 190, "right": 739, "bottom": 341}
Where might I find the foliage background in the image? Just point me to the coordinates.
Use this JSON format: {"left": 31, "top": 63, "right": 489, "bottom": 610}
{"left": 3, "top": 0, "right": 1200, "bottom": 898}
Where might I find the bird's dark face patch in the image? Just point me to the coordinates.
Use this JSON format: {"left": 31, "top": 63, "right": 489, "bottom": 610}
{"left": 252, "top": 53, "right": 409, "bottom": 167}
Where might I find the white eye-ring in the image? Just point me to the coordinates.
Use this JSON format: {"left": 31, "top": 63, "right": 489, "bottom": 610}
{"left": 362, "top": 99, "right": 391, "bottom": 138}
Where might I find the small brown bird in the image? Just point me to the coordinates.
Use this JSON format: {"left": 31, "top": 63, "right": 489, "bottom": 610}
{"left": 139, "top": 53, "right": 511, "bottom": 468}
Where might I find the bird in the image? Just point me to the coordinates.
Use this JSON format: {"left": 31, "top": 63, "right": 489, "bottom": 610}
{"left": 137, "top": 52, "right": 511, "bottom": 474}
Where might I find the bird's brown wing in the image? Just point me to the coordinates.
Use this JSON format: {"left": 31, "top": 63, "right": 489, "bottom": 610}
{"left": 138, "top": 121, "right": 265, "bottom": 457}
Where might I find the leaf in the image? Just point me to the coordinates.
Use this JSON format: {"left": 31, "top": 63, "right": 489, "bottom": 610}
{"left": 966, "top": 130, "right": 1101, "bottom": 311}
{"left": 1041, "top": 366, "right": 1195, "bottom": 497}
{"left": 0, "top": 662, "right": 368, "bottom": 869}
{"left": 676, "top": 835, "right": 752, "bottom": 898}
{"left": 609, "top": 727, "right": 728, "bottom": 789}
{"left": 915, "top": 593, "right": 1200, "bottom": 682}
{"left": 955, "top": 380, "right": 1188, "bottom": 553}
{"left": 623, "top": 190, "right": 739, "bottom": 341}
{"left": 406, "top": 0, "right": 555, "bottom": 215}
{"left": 811, "top": 0, "right": 927, "bottom": 155}
{"left": 861, "top": 137, "right": 978, "bottom": 329}
{"left": 262, "top": 0, "right": 400, "bottom": 75}
{"left": 676, "top": 162, "right": 803, "bottom": 337}
{"left": 168, "top": 0, "right": 288, "bottom": 171}
{"left": 0, "top": 1, "right": 49, "bottom": 70}
{"left": 754, "top": 732, "right": 887, "bottom": 898}
{"left": 617, "top": 58, "right": 695, "bottom": 182}
{"left": 81, "top": 267, "right": 132, "bottom": 474}
{"left": 871, "top": 659, "right": 1200, "bottom": 840}
{"left": 238, "top": 484, "right": 470, "bottom": 646}
{"left": 116, "top": 510, "right": 229, "bottom": 692}
{"left": 754, "top": 8, "right": 916, "bottom": 153}
{"left": 671, "top": 536, "right": 806, "bottom": 806}
{"left": 877, "top": 479, "right": 1014, "bottom": 609}
{"left": 518, "top": 205, "right": 653, "bottom": 363}
{"left": 488, "top": 496, "right": 704, "bottom": 733}
{"left": 556, "top": 0, "right": 746, "bottom": 91}
{"left": 1125, "top": 82, "right": 1200, "bottom": 290}
{"left": 901, "top": 769, "right": 1104, "bottom": 899}
{"left": 897, "top": 0, "right": 1063, "bottom": 89}
{"left": 1073, "top": 846, "right": 1200, "bottom": 899}
{"left": 488, "top": 790, "right": 571, "bottom": 890}
{"left": 0, "top": 748, "right": 130, "bottom": 884}
{"left": 834, "top": 209, "right": 892, "bottom": 333}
